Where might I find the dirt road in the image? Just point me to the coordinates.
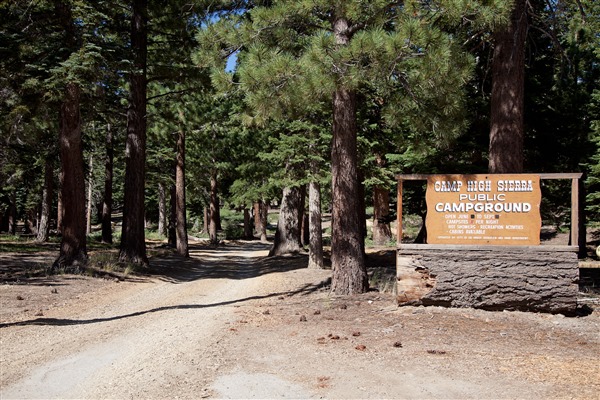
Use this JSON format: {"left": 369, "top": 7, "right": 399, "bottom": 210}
{"left": 1, "top": 241, "right": 599, "bottom": 399}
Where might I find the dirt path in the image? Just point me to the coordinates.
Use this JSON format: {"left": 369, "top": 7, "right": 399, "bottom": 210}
{"left": 1, "top": 241, "right": 599, "bottom": 399}
{"left": 0, "top": 242, "right": 309, "bottom": 399}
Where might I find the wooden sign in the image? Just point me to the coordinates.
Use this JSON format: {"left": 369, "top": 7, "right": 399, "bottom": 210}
{"left": 425, "top": 174, "right": 541, "bottom": 245}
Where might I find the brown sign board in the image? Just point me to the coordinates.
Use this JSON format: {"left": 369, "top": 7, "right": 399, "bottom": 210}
{"left": 425, "top": 174, "right": 541, "bottom": 245}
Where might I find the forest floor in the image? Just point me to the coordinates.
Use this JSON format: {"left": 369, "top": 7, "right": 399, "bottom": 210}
{"left": 1, "top": 236, "right": 600, "bottom": 399}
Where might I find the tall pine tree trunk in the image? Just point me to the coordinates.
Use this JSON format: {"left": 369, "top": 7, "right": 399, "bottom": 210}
{"left": 168, "top": 183, "right": 176, "bottom": 247}
{"left": 56, "top": 180, "right": 63, "bottom": 235}
{"left": 308, "top": 179, "right": 324, "bottom": 269}
{"left": 357, "top": 169, "right": 367, "bottom": 254}
{"left": 36, "top": 157, "right": 53, "bottom": 243}
{"left": 101, "top": 123, "right": 113, "bottom": 243}
{"left": 120, "top": 0, "right": 148, "bottom": 265}
{"left": 157, "top": 182, "right": 167, "bottom": 237}
{"left": 330, "top": 16, "right": 368, "bottom": 294}
{"left": 256, "top": 200, "right": 268, "bottom": 242}
{"left": 372, "top": 153, "right": 392, "bottom": 245}
{"left": 253, "top": 202, "right": 260, "bottom": 236}
{"left": 54, "top": 83, "right": 87, "bottom": 270}
{"left": 489, "top": 0, "right": 528, "bottom": 173}
{"left": 175, "top": 126, "right": 189, "bottom": 257}
{"left": 269, "top": 186, "right": 305, "bottom": 256}
{"left": 260, "top": 201, "right": 268, "bottom": 242}
{"left": 372, "top": 185, "right": 392, "bottom": 245}
{"left": 24, "top": 209, "right": 36, "bottom": 235}
{"left": 202, "top": 206, "right": 208, "bottom": 234}
{"left": 302, "top": 212, "right": 309, "bottom": 247}
{"left": 209, "top": 170, "right": 219, "bottom": 245}
{"left": 243, "top": 208, "right": 253, "bottom": 239}
{"left": 86, "top": 154, "right": 93, "bottom": 234}
{"left": 1, "top": 203, "right": 8, "bottom": 232}
{"left": 7, "top": 193, "right": 16, "bottom": 235}
{"left": 53, "top": 1, "right": 85, "bottom": 266}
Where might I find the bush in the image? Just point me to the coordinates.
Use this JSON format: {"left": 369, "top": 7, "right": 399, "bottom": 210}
{"left": 224, "top": 221, "right": 244, "bottom": 240}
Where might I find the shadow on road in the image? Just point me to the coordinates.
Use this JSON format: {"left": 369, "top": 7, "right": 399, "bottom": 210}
{"left": 0, "top": 277, "right": 331, "bottom": 329}
{"left": 0, "top": 240, "right": 308, "bottom": 285}
{"left": 0, "top": 240, "right": 330, "bottom": 329}
{"left": 145, "top": 241, "right": 310, "bottom": 283}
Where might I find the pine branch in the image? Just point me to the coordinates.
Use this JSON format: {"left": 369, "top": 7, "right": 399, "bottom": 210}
{"left": 306, "top": 22, "right": 332, "bottom": 32}
{"left": 574, "top": 0, "right": 586, "bottom": 21}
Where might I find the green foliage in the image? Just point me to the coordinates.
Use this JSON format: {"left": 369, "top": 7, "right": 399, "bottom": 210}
{"left": 257, "top": 119, "right": 331, "bottom": 187}
{"left": 224, "top": 219, "right": 244, "bottom": 240}
{"left": 227, "top": 124, "right": 280, "bottom": 208}
{"left": 194, "top": 1, "right": 513, "bottom": 224}
{"left": 586, "top": 94, "right": 600, "bottom": 220}
{"left": 226, "top": 0, "right": 508, "bottom": 136}
{"left": 578, "top": 0, "right": 600, "bottom": 222}
{"left": 1, "top": 0, "right": 598, "bottom": 251}
{"left": 0, "top": 0, "right": 130, "bottom": 232}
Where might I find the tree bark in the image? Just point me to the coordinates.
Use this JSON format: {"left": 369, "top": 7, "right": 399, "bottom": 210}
{"left": 175, "top": 126, "right": 189, "bottom": 257}
{"left": 302, "top": 212, "right": 309, "bottom": 247}
{"left": 209, "top": 170, "right": 219, "bottom": 245}
{"left": 0, "top": 207, "right": 5, "bottom": 233}
{"left": 57, "top": 175, "right": 63, "bottom": 235}
{"left": 397, "top": 250, "right": 578, "bottom": 314}
{"left": 308, "top": 180, "right": 324, "bottom": 269}
{"left": 269, "top": 186, "right": 305, "bottom": 256}
{"left": 357, "top": 169, "right": 367, "bottom": 253}
{"left": 253, "top": 202, "right": 260, "bottom": 236}
{"left": 119, "top": 0, "right": 148, "bottom": 265}
{"left": 101, "top": 123, "right": 113, "bottom": 244}
{"left": 86, "top": 153, "right": 93, "bottom": 234}
{"left": 372, "top": 153, "right": 392, "bottom": 245}
{"left": 331, "top": 85, "right": 368, "bottom": 293}
{"left": 168, "top": 183, "right": 176, "bottom": 247}
{"left": 7, "top": 193, "right": 16, "bottom": 235}
{"left": 202, "top": 206, "right": 208, "bottom": 234}
{"left": 489, "top": 0, "right": 528, "bottom": 173}
{"left": 258, "top": 200, "right": 268, "bottom": 242}
{"left": 372, "top": 186, "right": 392, "bottom": 245}
{"left": 24, "top": 208, "right": 36, "bottom": 235}
{"left": 330, "top": 16, "right": 368, "bottom": 294}
{"left": 36, "top": 157, "right": 53, "bottom": 242}
{"left": 243, "top": 208, "right": 253, "bottom": 239}
{"left": 157, "top": 182, "right": 167, "bottom": 237}
{"left": 53, "top": 83, "right": 87, "bottom": 270}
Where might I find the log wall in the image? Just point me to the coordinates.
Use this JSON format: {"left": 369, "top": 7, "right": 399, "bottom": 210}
{"left": 397, "top": 249, "right": 579, "bottom": 314}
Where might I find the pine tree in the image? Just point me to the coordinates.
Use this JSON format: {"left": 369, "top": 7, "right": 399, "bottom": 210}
{"left": 101, "top": 122, "right": 115, "bottom": 244}
{"left": 119, "top": 0, "right": 149, "bottom": 265}
{"left": 175, "top": 111, "right": 189, "bottom": 257}
{"left": 198, "top": 0, "right": 508, "bottom": 294}
{"left": 227, "top": 124, "right": 278, "bottom": 243}
{"left": 36, "top": 157, "right": 55, "bottom": 242}
{"left": 255, "top": 120, "right": 324, "bottom": 256}
{"left": 2, "top": 1, "right": 130, "bottom": 265}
